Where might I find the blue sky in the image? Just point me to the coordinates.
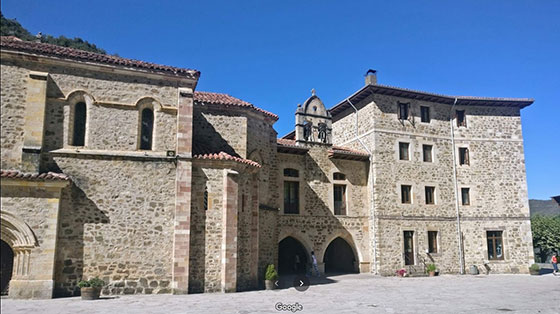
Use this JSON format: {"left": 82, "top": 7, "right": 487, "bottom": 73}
{"left": 2, "top": 1, "right": 559, "bottom": 199}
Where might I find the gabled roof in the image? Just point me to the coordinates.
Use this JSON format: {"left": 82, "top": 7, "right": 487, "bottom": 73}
{"left": 193, "top": 141, "right": 261, "bottom": 168}
{"left": 0, "top": 36, "right": 200, "bottom": 79}
{"left": 1, "top": 169, "right": 70, "bottom": 181}
{"left": 330, "top": 83, "right": 534, "bottom": 119}
{"left": 194, "top": 91, "right": 278, "bottom": 120}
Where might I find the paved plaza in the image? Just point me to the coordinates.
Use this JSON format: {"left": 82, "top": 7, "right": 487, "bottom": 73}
{"left": 2, "top": 274, "right": 559, "bottom": 314}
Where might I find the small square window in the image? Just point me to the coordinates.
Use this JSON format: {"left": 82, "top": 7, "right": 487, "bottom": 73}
{"left": 459, "top": 147, "right": 469, "bottom": 165}
{"left": 284, "top": 168, "right": 299, "bottom": 177}
{"left": 425, "top": 186, "right": 435, "bottom": 205}
{"left": 428, "top": 231, "right": 438, "bottom": 254}
{"left": 399, "top": 142, "right": 409, "bottom": 161}
{"left": 461, "top": 188, "right": 470, "bottom": 205}
{"left": 456, "top": 110, "right": 467, "bottom": 127}
{"left": 401, "top": 185, "right": 412, "bottom": 204}
{"left": 420, "top": 106, "right": 430, "bottom": 123}
{"left": 333, "top": 172, "right": 346, "bottom": 180}
{"left": 423, "top": 145, "right": 433, "bottom": 162}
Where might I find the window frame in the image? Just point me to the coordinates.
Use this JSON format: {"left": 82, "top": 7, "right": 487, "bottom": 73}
{"left": 456, "top": 110, "right": 467, "bottom": 128}
{"left": 71, "top": 101, "right": 87, "bottom": 147}
{"left": 458, "top": 147, "right": 470, "bottom": 166}
{"left": 401, "top": 185, "right": 412, "bottom": 204}
{"left": 427, "top": 230, "right": 439, "bottom": 254}
{"left": 333, "top": 184, "right": 347, "bottom": 216}
{"left": 420, "top": 106, "right": 431, "bottom": 123}
{"left": 399, "top": 142, "right": 410, "bottom": 161}
{"left": 139, "top": 107, "right": 154, "bottom": 150}
{"left": 422, "top": 144, "right": 433, "bottom": 163}
{"left": 282, "top": 167, "right": 301, "bottom": 215}
{"left": 487, "top": 231, "right": 504, "bottom": 261}
{"left": 461, "top": 187, "right": 470, "bottom": 206}
{"left": 424, "top": 186, "right": 436, "bottom": 205}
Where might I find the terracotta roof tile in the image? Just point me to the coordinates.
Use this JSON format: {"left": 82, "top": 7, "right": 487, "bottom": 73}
{"left": 193, "top": 152, "right": 261, "bottom": 168}
{"left": 0, "top": 169, "right": 70, "bottom": 181}
{"left": 194, "top": 91, "right": 278, "bottom": 120}
{"left": 0, "top": 36, "right": 200, "bottom": 79}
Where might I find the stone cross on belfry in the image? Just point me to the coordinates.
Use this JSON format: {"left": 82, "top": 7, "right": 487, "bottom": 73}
{"left": 311, "top": 88, "right": 316, "bottom": 96}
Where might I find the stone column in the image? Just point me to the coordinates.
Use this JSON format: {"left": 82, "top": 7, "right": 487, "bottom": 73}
{"left": 221, "top": 169, "right": 239, "bottom": 292}
{"left": 172, "top": 88, "right": 193, "bottom": 294}
{"left": 22, "top": 71, "right": 48, "bottom": 172}
{"left": 249, "top": 174, "right": 259, "bottom": 289}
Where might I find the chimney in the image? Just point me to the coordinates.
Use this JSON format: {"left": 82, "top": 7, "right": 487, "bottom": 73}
{"left": 365, "top": 69, "right": 377, "bottom": 85}
{"left": 35, "top": 32, "right": 42, "bottom": 43}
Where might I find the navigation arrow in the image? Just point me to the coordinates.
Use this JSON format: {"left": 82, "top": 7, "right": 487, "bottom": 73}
{"left": 274, "top": 281, "right": 279, "bottom": 287}
{"left": 299, "top": 280, "right": 304, "bottom": 286}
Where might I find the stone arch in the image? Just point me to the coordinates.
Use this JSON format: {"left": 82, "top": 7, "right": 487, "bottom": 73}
{"left": 66, "top": 90, "right": 94, "bottom": 147}
{"left": 0, "top": 211, "right": 38, "bottom": 280}
{"left": 134, "top": 96, "right": 163, "bottom": 111}
{"left": 302, "top": 95, "right": 329, "bottom": 117}
{"left": 135, "top": 97, "right": 161, "bottom": 150}
{"left": 319, "top": 231, "right": 361, "bottom": 265}
{"left": 277, "top": 233, "right": 312, "bottom": 275}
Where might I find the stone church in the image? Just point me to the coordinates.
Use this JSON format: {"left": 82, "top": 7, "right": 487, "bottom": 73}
{"left": 0, "top": 36, "right": 535, "bottom": 299}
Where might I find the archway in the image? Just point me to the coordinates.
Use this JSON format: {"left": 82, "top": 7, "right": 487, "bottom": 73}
{"left": 323, "top": 237, "right": 357, "bottom": 274}
{"left": 278, "top": 237, "right": 308, "bottom": 275}
{"left": 1, "top": 240, "right": 14, "bottom": 295}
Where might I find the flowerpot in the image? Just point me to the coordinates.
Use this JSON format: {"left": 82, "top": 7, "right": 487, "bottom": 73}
{"left": 429, "top": 271, "right": 436, "bottom": 277}
{"left": 265, "top": 280, "right": 275, "bottom": 290}
{"left": 81, "top": 287, "right": 101, "bottom": 300}
{"left": 529, "top": 270, "right": 540, "bottom": 276}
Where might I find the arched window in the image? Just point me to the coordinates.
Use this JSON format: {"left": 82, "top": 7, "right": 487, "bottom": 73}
{"left": 72, "top": 102, "right": 86, "bottom": 146}
{"left": 139, "top": 108, "right": 154, "bottom": 150}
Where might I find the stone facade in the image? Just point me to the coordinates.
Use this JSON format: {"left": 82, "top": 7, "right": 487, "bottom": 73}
{"left": 0, "top": 37, "right": 534, "bottom": 299}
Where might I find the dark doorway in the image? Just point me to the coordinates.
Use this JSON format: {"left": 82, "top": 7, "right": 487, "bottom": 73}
{"left": 324, "top": 237, "right": 357, "bottom": 274}
{"left": 1, "top": 240, "right": 14, "bottom": 295}
{"left": 404, "top": 231, "right": 415, "bottom": 265}
{"left": 278, "top": 237, "right": 308, "bottom": 275}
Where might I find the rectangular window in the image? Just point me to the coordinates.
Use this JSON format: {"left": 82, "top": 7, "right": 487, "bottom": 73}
{"left": 401, "top": 185, "right": 412, "bottom": 204}
{"left": 333, "top": 184, "right": 347, "bottom": 215}
{"left": 422, "top": 144, "right": 433, "bottom": 162}
{"left": 399, "top": 142, "right": 409, "bottom": 160}
{"left": 428, "top": 231, "right": 438, "bottom": 254}
{"left": 459, "top": 147, "right": 470, "bottom": 165}
{"left": 284, "top": 181, "right": 299, "bottom": 214}
{"left": 420, "top": 106, "right": 430, "bottom": 123}
{"left": 487, "top": 231, "right": 504, "bottom": 260}
{"left": 456, "top": 110, "right": 467, "bottom": 127}
{"left": 398, "top": 103, "right": 409, "bottom": 120}
{"left": 425, "top": 186, "right": 435, "bottom": 205}
{"left": 461, "top": 188, "right": 470, "bottom": 205}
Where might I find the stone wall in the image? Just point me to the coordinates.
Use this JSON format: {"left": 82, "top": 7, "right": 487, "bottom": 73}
{"left": 332, "top": 92, "right": 533, "bottom": 275}
{"left": 193, "top": 107, "right": 247, "bottom": 158}
{"left": 52, "top": 156, "right": 176, "bottom": 296}
{"left": 276, "top": 144, "right": 371, "bottom": 272}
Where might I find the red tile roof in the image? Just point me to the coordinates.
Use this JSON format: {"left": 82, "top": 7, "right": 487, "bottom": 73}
{"left": 194, "top": 152, "right": 261, "bottom": 168}
{"left": 194, "top": 91, "right": 278, "bottom": 120}
{"left": 0, "top": 169, "right": 70, "bottom": 181}
{"left": 0, "top": 36, "right": 200, "bottom": 79}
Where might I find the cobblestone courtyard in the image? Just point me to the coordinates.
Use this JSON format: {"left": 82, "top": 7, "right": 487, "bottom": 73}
{"left": 2, "top": 274, "right": 559, "bottom": 314}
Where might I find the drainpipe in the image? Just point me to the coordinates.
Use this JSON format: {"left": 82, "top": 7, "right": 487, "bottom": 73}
{"left": 450, "top": 97, "right": 465, "bottom": 274}
{"left": 346, "top": 98, "right": 378, "bottom": 274}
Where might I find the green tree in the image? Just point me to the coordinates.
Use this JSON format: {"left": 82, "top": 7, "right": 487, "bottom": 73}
{"left": 531, "top": 214, "right": 560, "bottom": 262}
{"left": 1, "top": 12, "right": 107, "bottom": 54}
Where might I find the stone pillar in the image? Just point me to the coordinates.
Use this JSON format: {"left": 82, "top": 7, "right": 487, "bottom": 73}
{"left": 249, "top": 174, "right": 259, "bottom": 289}
{"left": 221, "top": 169, "right": 239, "bottom": 292}
{"left": 172, "top": 88, "right": 193, "bottom": 294}
{"left": 22, "top": 71, "right": 48, "bottom": 172}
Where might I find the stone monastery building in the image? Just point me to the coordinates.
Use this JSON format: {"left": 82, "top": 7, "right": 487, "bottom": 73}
{"left": 0, "top": 36, "right": 535, "bottom": 299}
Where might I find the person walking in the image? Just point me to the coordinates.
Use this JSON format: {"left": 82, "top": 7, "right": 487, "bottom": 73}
{"left": 552, "top": 253, "right": 558, "bottom": 275}
{"left": 311, "top": 251, "right": 320, "bottom": 277}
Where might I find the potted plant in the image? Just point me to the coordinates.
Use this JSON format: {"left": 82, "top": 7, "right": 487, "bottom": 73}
{"left": 426, "top": 264, "right": 437, "bottom": 277}
{"left": 265, "top": 264, "right": 278, "bottom": 290}
{"left": 78, "top": 277, "right": 105, "bottom": 300}
{"left": 396, "top": 268, "right": 407, "bottom": 277}
{"left": 529, "top": 263, "right": 540, "bottom": 276}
